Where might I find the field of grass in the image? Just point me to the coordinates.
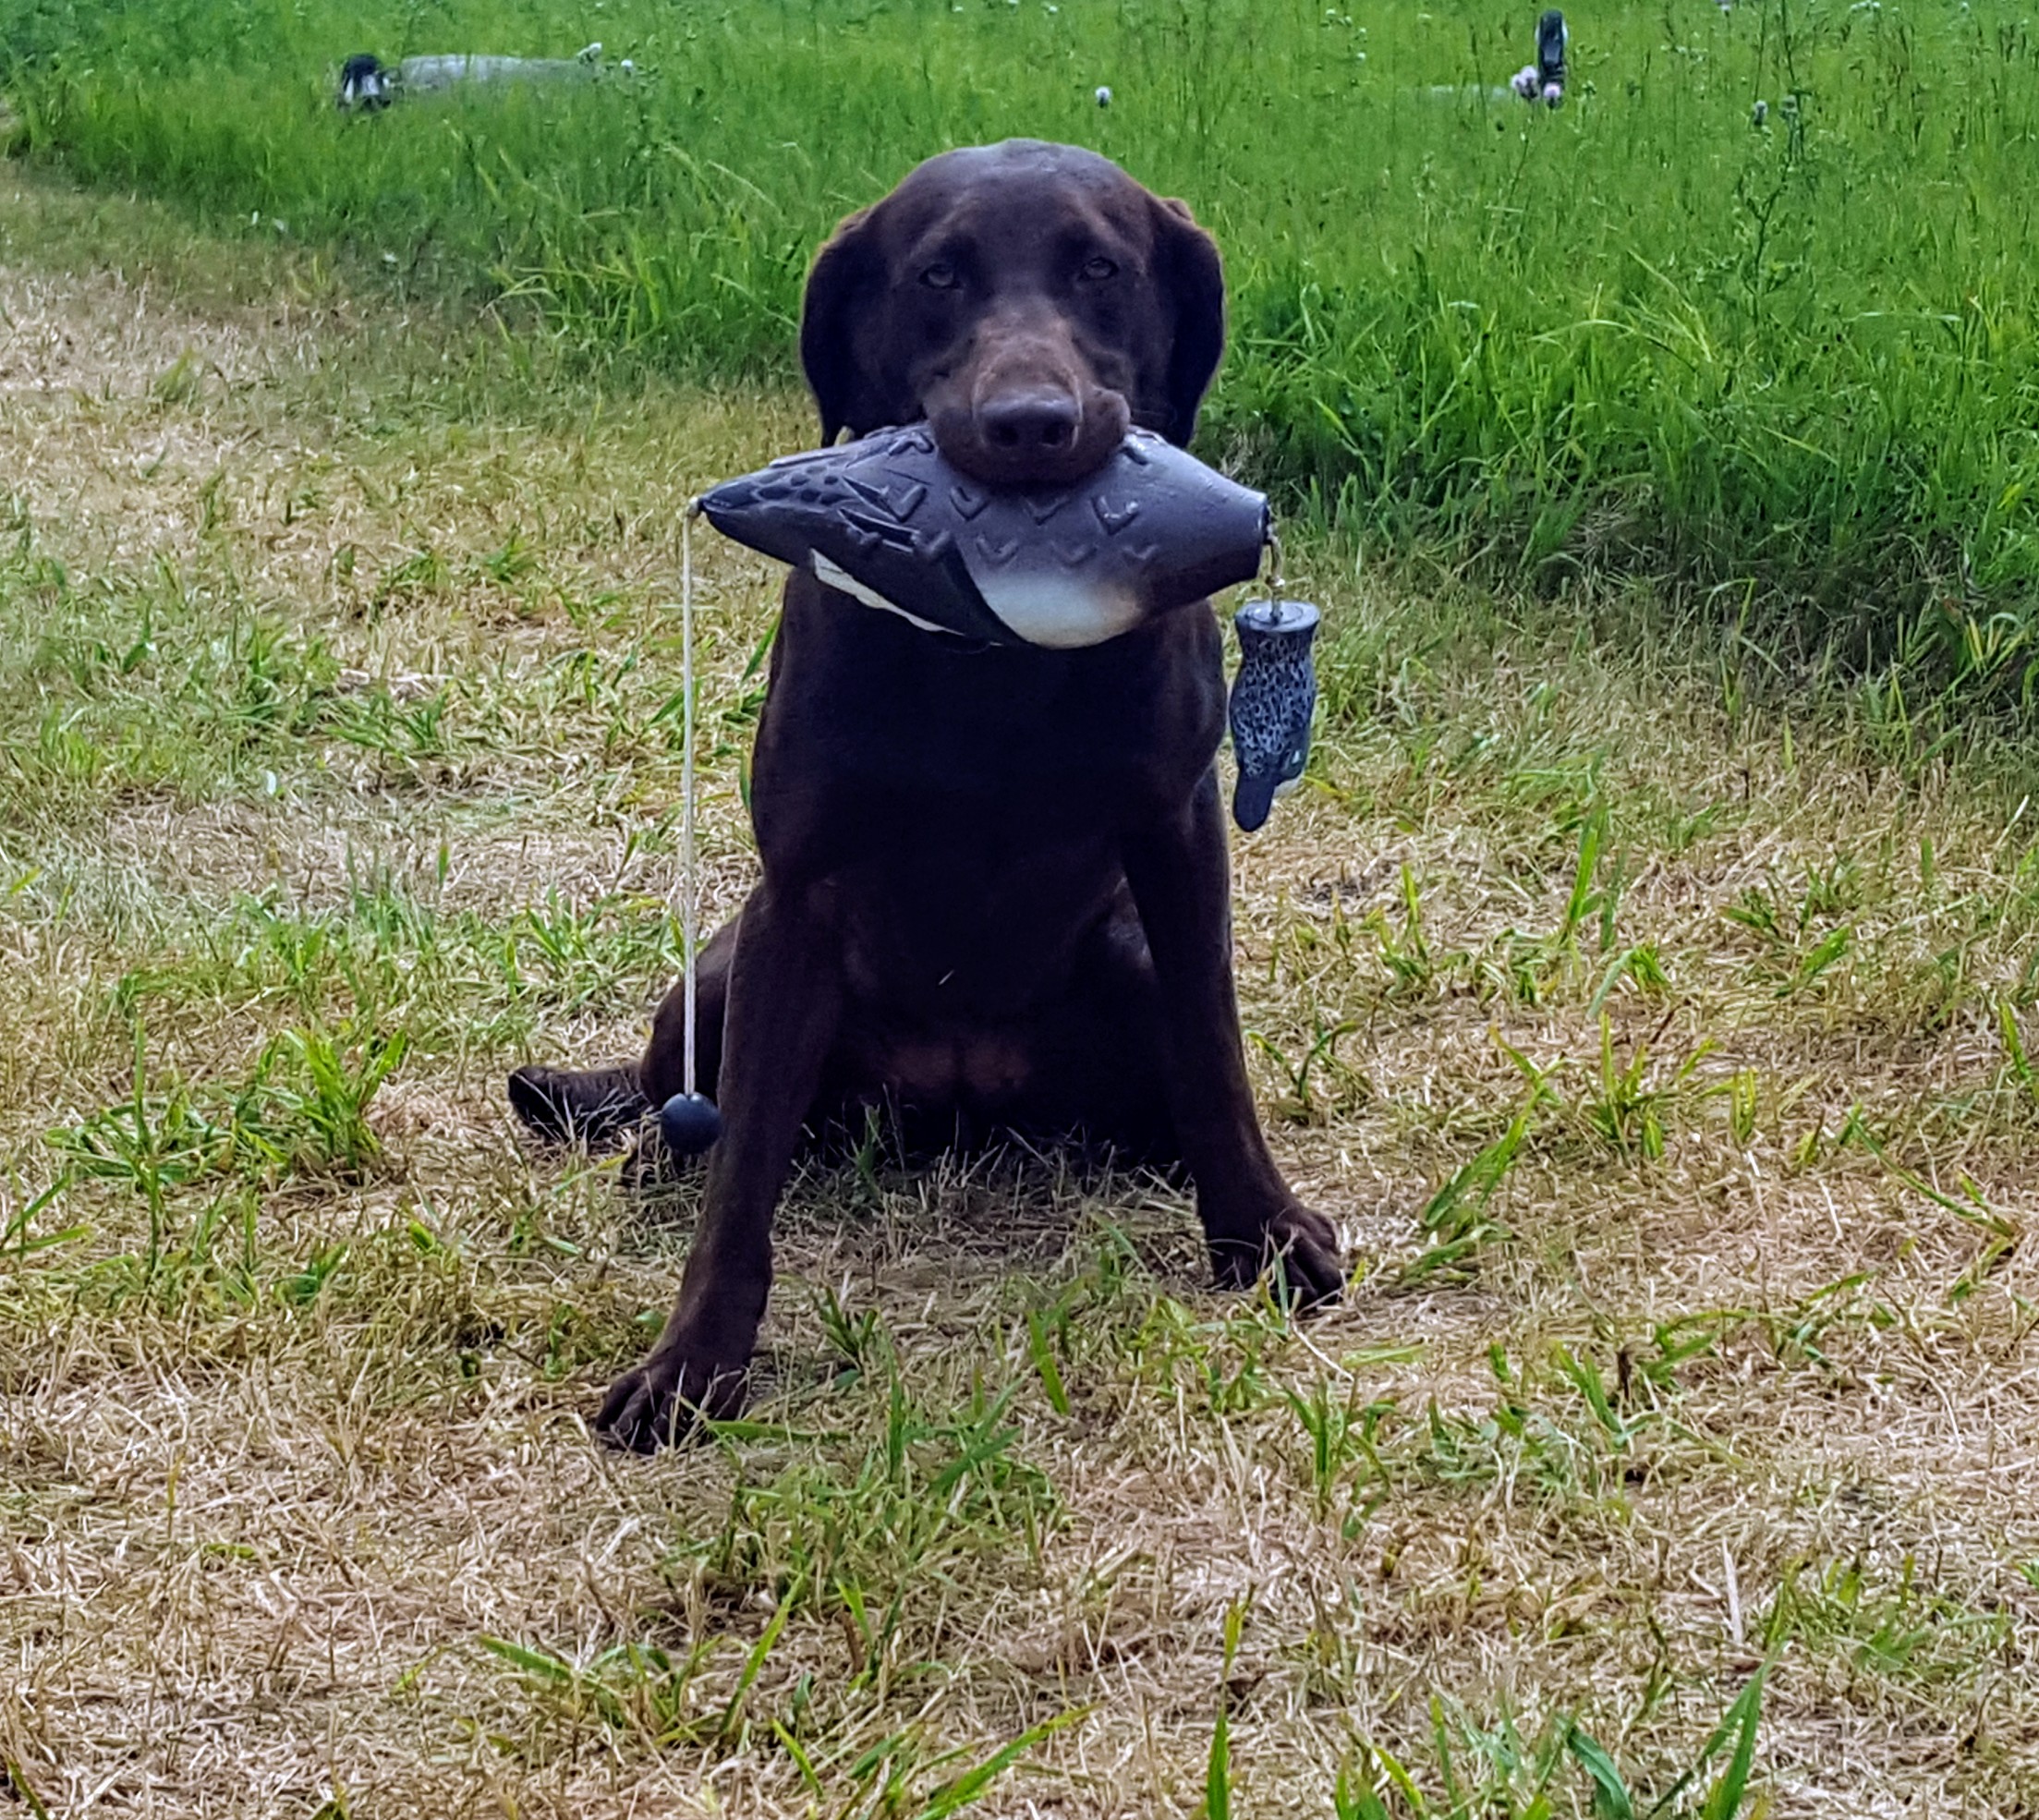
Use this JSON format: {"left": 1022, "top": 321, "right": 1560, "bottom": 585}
{"left": 4, "top": 168, "right": 2039, "bottom": 1816}
{"left": 9, "top": 0, "right": 2039, "bottom": 697}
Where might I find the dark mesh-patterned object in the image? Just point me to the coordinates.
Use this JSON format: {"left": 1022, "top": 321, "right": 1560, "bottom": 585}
{"left": 1227, "top": 600, "right": 1319, "bottom": 832}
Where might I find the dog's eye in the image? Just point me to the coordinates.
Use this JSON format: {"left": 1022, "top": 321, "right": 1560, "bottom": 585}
{"left": 919, "top": 261, "right": 961, "bottom": 291}
{"left": 1079, "top": 256, "right": 1119, "bottom": 282}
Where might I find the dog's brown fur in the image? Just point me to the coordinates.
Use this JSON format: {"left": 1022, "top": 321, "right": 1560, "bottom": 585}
{"left": 509, "top": 140, "right": 1343, "bottom": 1450}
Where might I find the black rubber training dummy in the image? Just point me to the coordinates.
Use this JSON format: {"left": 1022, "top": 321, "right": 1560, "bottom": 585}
{"left": 699, "top": 423, "right": 1322, "bottom": 831}
{"left": 698, "top": 425, "right": 1271, "bottom": 649}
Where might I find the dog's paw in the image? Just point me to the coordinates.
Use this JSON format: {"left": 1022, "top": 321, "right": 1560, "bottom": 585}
{"left": 507, "top": 1063, "right": 648, "bottom": 1148}
{"left": 1208, "top": 1201, "right": 1345, "bottom": 1311}
{"left": 594, "top": 1347, "right": 748, "bottom": 1452}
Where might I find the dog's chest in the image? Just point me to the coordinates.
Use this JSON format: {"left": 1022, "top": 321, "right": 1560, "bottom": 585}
{"left": 768, "top": 580, "right": 1220, "bottom": 791}
{"left": 833, "top": 828, "right": 1121, "bottom": 1013}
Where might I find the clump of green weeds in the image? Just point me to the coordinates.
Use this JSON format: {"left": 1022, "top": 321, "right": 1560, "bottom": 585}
{"left": 1329, "top": 1668, "right": 1768, "bottom": 1819}
{"left": 18, "top": 0, "right": 2039, "bottom": 698}
{"left": 50, "top": 1023, "right": 407, "bottom": 1203}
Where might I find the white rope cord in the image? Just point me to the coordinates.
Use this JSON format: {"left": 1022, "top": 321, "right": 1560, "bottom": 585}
{"left": 680, "top": 502, "right": 700, "bottom": 1099}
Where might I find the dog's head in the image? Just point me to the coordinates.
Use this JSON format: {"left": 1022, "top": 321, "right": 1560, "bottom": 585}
{"left": 798, "top": 140, "right": 1226, "bottom": 487}
{"left": 337, "top": 54, "right": 393, "bottom": 112}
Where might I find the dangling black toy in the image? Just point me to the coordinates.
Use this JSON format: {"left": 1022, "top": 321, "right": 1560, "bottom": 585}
{"left": 1227, "top": 599, "right": 1320, "bottom": 831}
{"left": 655, "top": 509, "right": 724, "bottom": 1159}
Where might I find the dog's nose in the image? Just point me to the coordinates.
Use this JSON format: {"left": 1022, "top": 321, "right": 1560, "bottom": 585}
{"left": 978, "top": 391, "right": 1081, "bottom": 458}
{"left": 930, "top": 366, "right": 1127, "bottom": 487}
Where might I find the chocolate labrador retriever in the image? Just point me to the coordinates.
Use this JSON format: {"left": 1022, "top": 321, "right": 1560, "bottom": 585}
{"left": 510, "top": 140, "right": 1343, "bottom": 1450}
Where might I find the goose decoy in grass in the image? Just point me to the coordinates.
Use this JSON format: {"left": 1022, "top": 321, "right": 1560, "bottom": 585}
{"left": 1511, "top": 8, "right": 1569, "bottom": 106}
{"left": 337, "top": 43, "right": 631, "bottom": 111}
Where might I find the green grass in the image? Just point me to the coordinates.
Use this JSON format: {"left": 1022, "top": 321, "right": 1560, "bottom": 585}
{"left": 5, "top": 171, "right": 2039, "bottom": 1814}
{"left": 10, "top": 0, "right": 2039, "bottom": 699}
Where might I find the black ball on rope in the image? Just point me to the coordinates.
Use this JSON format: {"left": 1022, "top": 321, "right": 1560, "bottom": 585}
{"left": 659, "top": 1091, "right": 723, "bottom": 1157}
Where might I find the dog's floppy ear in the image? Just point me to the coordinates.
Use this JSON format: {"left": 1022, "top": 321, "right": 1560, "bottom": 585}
{"left": 1153, "top": 197, "right": 1227, "bottom": 447}
{"left": 799, "top": 208, "right": 884, "bottom": 446}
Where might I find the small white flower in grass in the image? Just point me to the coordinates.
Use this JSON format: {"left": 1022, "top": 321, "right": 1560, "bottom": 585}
{"left": 1752, "top": 98, "right": 1768, "bottom": 127}
{"left": 1541, "top": 80, "right": 1563, "bottom": 106}
{"left": 1096, "top": 85, "right": 1112, "bottom": 106}
{"left": 1511, "top": 65, "right": 1539, "bottom": 99}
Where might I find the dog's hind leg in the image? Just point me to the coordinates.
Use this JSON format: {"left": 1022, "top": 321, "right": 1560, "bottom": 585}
{"left": 596, "top": 883, "right": 844, "bottom": 1449}
{"left": 506, "top": 916, "right": 737, "bottom": 1147}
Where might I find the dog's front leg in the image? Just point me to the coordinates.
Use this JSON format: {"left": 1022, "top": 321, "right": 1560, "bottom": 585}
{"left": 1123, "top": 771, "right": 1345, "bottom": 1306}
{"left": 596, "top": 882, "right": 842, "bottom": 1450}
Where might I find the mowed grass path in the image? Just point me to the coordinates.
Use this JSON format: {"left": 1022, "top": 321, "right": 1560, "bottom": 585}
{"left": 3, "top": 176, "right": 2038, "bottom": 1819}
